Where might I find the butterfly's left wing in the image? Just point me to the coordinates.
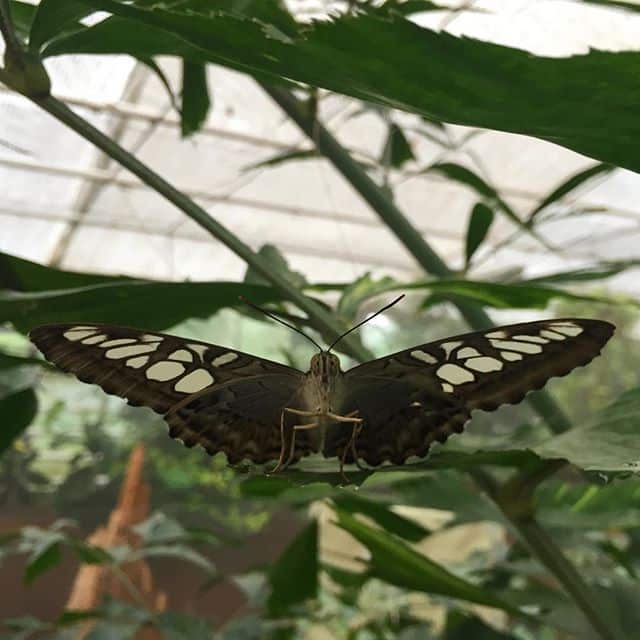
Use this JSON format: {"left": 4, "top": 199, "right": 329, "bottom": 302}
{"left": 337, "top": 318, "right": 614, "bottom": 465}
{"left": 29, "top": 323, "right": 307, "bottom": 463}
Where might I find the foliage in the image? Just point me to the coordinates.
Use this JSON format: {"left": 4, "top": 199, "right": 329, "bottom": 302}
{"left": 2, "top": 0, "right": 640, "bottom": 639}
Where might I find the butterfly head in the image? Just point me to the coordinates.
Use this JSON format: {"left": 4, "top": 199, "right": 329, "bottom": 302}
{"left": 310, "top": 352, "right": 341, "bottom": 385}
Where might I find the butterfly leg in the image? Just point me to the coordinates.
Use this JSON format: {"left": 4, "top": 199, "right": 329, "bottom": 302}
{"left": 282, "top": 421, "right": 320, "bottom": 470}
{"left": 271, "top": 407, "right": 322, "bottom": 474}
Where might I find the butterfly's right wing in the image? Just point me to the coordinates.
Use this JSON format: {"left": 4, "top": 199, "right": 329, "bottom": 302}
{"left": 30, "top": 323, "right": 307, "bottom": 463}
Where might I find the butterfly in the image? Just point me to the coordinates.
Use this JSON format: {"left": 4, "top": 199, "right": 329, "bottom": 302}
{"left": 29, "top": 303, "right": 614, "bottom": 478}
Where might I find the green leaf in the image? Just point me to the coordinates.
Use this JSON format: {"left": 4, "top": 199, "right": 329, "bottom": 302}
{"left": 1, "top": 280, "right": 286, "bottom": 333}
{"left": 0, "top": 388, "right": 38, "bottom": 455}
{"left": 8, "top": 1, "right": 37, "bottom": 42}
{"left": 24, "top": 539, "right": 62, "bottom": 585}
{"left": 337, "top": 272, "right": 397, "bottom": 321}
{"left": 243, "top": 148, "right": 319, "bottom": 172}
{"left": 332, "top": 492, "right": 430, "bottom": 542}
{"left": 180, "top": 59, "right": 210, "bottom": 137}
{"left": 243, "top": 244, "right": 307, "bottom": 290}
{"left": 0, "top": 250, "right": 130, "bottom": 291}
{"left": 414, "top": 279, "right": 617, "bottom": 310}
{"left": 523, "top": 260, "right": 640, "bottom": 285}
{"left": 334, "top": 508, "right": 525, "bottom": 616}
{"left": 465, "top": 202, "right": 494, "bottom": 266}
{"left": 155, "top": 612, "right": 213, "bottom": 640}
{"left": 427, "top": 163, "right": 543, "bottom": 243}
{"left": 70, "top": 541, "right": 113, "bottom": 564}
{"left": 527, "top": 162, "right": 613, "bottom": 222}
{"left": 386, "top": 470, "right": 504, "bottom": 525}
{"left": 267, "top": 520, "right": 318, "bottom": 616}
{"left": 537, "top": 478, "right": 640, "bottom": 529}
{"left": 134, "top": 544, "right": 216, "bottom": 576}
{"left": 41, "top": 4, "right": 640, "bottom": 173}
{"left": 87, "top": 600, "right": 149, "bottom": 640}
{"left": 139, "top": 56, "right": 179, "bottom": 112}
{"left": 532, "top": 387, "right": 640, "bottom": 472}
{"left": 382, "top": 123, "right": 415, "bottom": 168}
{"left": 29, "top": 0, "right": 91, "bottom": 51}
{"left": 132, "top": 512, "right": 187, "bottom": 544}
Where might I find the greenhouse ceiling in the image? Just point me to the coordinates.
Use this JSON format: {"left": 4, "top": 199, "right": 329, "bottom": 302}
{"left": 1, "top": 0, "right": 640, "bottom": 290}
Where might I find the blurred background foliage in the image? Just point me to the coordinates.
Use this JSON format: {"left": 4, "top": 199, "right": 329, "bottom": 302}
{"left": 2, "top": 1, "right": 640, "bottom": 639}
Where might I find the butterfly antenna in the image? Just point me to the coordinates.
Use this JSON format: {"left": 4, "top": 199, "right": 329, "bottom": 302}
{"left": 327, "top": 294, "right": 405, "bottom": 353}
{"left": 238, "top": 296, "right": 323, "bottom": 352}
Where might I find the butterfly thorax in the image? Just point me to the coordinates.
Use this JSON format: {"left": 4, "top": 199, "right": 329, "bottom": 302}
{"left": 303, "top": 352, "right": 343, "bottom": 417}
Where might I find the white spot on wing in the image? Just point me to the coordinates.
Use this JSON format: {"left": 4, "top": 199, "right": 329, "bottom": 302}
{"left": 441, "top": 382, "right": 454, "bottom": 393}
{"left": 81, "top": 334, "right": 108, "bottom": 345}
{"left": 146, "top": 361, "right": 186, "bottom": 381}
{"left": 485, "top": 330, "right": 507, "bottom": 339}
{"left": 441, "top": 341, "right": 463, "bottom": 359}
{"left": 436, "top": 363, "right": 475, "bottom": 385}
{"left": 106, "top": 344, "right": 159, "bottom": 359}
{"left": 489, "top": 339, "right": 543, "bottom": 354}
{"left": 512, "top": 335, "right": 549, "bottom": 344}
{"left": 169, "top": 349, "right": 193, "bottom": 363}
{"left": 212, "top": 352, "right": 239, "bottom": 367}
{"left": 175, "top": 369, "right": 215, "bottom": 393}
{"left": 465, "top": 356, "right": 503, "bottom": 373}
{"left": 500, "top": 351, "right": 523, "bottom": 362}
{"left": 540, "top": 329, "right": 566, "bottom": 341}
{"left": 126, "top": 355, "right": 149, "bottom": 369}
{"left": 457, "top": 347, "right": 481, "bottom": 359}
{"left": 187, "top": 343, "right": 208, "bottom": 360}
{"left": 549, "top": 323, "right": 583, "bottom": 337}
{"left": 140, "top": 334, "right": 163, "bottom": 342}
{"left": 410, "top": 350, "right": 437, "bottom": 365}
{"left": 64, "top": 329, "right": 97, "bottom": 341}
{"left": 99, "top": 338, "right": 136, "bottom": 348}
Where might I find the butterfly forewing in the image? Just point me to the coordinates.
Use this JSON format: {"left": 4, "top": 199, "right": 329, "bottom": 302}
{"left": 341, "top": 318, "right": 614, "bottom": 465}
{"left": 29, "top": 323, "right": 305, "bottom": 462}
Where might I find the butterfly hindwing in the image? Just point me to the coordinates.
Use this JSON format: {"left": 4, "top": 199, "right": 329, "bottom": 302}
{"left": 29, "top": 323, "right": 305, "bottom": 462}
{"left": 341, "top": 318, "right": 614, "bottom": 465}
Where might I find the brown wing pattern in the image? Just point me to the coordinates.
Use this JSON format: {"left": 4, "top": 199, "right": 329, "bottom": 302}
{"left": 164, "top": 376, "right": 314, "bottom": 464}
{"left": 29, "top": 323, "right": 304, "bottom": 462}
{"left": 342, "top": 318, "right": 614, "bottom": 465}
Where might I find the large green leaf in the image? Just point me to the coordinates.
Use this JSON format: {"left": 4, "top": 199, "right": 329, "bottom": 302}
{"left": 532, "top": 387, "right": 640, "bottom": 472}
{"left": 39, "top": 3, "right": 640, "bottom": 173}
{"left": 0, "top": 251, "right": 129, "bottom": 291}
{"left": 0, "top": 388, "right": 38, "bottom": 455}
{"left": 0, "top": 280, "right": 285, "bottom": 332}
{"left": 28, "top": 0, "right": 90, "bottom": 51}
{"left": 267, "top": 520, "right": 318, "bottom": 616}
{"left": 334, "top": 508, "right": 525, "bottom": 616}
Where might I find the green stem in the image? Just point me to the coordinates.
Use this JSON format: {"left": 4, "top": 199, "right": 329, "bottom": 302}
{"left": 23, "top": 94, "right": 371, "bottom": 361}
{"left": 512, "top": 517, "right": 625, "bottom": 640}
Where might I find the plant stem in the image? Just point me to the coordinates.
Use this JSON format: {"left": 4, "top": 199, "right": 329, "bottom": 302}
{"left": 20, "top": 93, "right": 371, "bottom": 361}
{"left": 512, "top": 517, "right": 625, "bottom": 640}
